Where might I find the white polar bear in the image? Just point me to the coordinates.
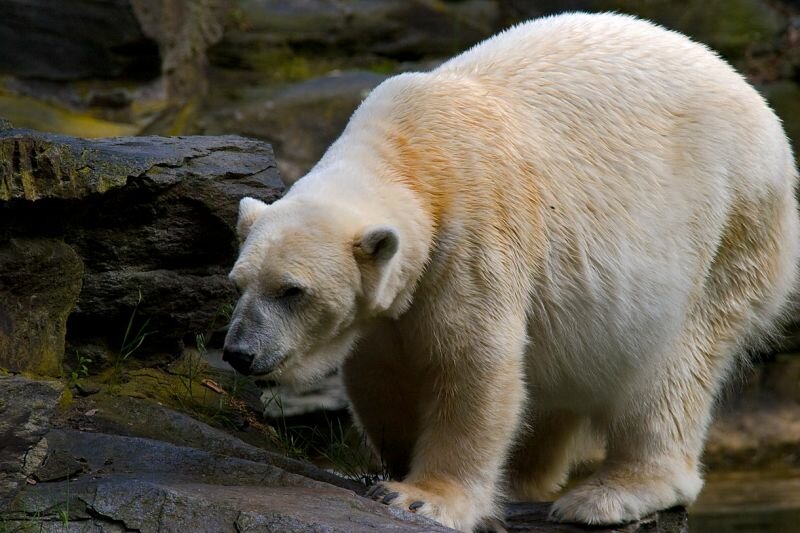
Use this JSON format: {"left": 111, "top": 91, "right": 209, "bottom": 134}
{"left": 223, "top": 12, "right": 800, "bottom": 531}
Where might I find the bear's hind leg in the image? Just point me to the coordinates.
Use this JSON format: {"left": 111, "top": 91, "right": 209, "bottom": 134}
{"left": 552, "top": 192, "right": 799, "bottom": 525}
{"left": 549, "top": 359, "right": 711, "bottom": 525}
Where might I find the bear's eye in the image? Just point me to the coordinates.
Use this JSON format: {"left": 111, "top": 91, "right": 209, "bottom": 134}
{"left": 277, "top": 285, "right": 304, "bottom": 299}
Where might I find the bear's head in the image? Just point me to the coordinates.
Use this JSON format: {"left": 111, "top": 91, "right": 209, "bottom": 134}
{"left": 223, "top": 196, "right": 402, "bottom": 384}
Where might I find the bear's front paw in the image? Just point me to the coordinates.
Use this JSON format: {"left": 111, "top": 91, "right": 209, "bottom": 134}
{"left": 367, "top": 479, "right": 487, "bottom": 531}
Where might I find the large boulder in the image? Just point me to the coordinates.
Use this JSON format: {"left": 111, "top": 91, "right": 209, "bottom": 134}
{"left": 502, "top": 0, "right": 786, "bottom": 63}
{"left": 0, "top": 379, "right": 452, "bottom": 533}
{"left": 1, "top": 375, "right": 687, "bottom": 532}
{"left": 200, "top": 70, "right": 387, "bottom": 182}
{"left": 214, "top": 0, "right": 501, "bottom": 65}
{"left": 0, "top": 127, "right": 283, "bottom": 368}
{"left": 0, "top": 240, "right": 83, "bottom": 376}
{"left": 0, "top": 376, "right": 64, "bottom": 509}
{"left": 0, "top": 0, "right": 229, "bottom": 136}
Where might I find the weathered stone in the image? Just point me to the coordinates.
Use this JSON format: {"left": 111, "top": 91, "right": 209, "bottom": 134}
{"left": 0, "top": 129, "right": 276, "bottom": 201}
{"left": 0, "top": 376, "right": 64, "bottom": 509}
{"left": 0, "top": 117, "right": 11, "bottom": 131}
{"left": 0, "top": 1, "right": 160, "bottom": 81}
{"left": 3, "top": 425, "right": 690, "bottom": 532}
{"left": 0, "top": 129, "right": 283, "bottom": 359}
{"left": 503, "top": 0, "right": 786, "bottom": 62}
{"left": 53, "top": 381, "right": 362, "bottom": 492}
{"left": 1, "top": 374, "right": 691, "bottom": 532}
{"left": 503, "top": 502, "right": 688, "bottom": 532}
{"left": 0, "top": 239, "right": 83, "bottom": 375}
{"left": 3, "top": 428, "right": 451, "bottom": 532}
{"left": 201, "top": 71, "right": 386, "bottom": 182}
{"left": 131, "top": 0, "right": 231, "bottom": 101}
{"left": 215, "top": 0, "right": 501, "bottom": 63}
{"left": 0, "top": 0, "right": 228, "bottom": 138}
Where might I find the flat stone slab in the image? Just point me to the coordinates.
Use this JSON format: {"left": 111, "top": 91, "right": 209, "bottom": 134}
{"left": 503, "top": 502, "right": 688, "bottom": 532}
{"left": 3, "top": 429, "right": 452, "bottom": 532}
{"left": 1, "top": 376, "right": 688, "bottom": 532}
{"left": 0, "top": 130, "right": 280, "bottom": 201}
{"left": 0, "top": 376, "right": 64, "bottom": 508}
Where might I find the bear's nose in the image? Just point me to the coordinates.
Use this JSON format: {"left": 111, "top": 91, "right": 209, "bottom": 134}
{"left": 223, "top": 349, "right": 254, "bottom": 375}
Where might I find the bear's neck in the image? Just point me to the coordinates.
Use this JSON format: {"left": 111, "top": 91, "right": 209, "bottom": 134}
{"left": 292, "top": 139, "right": 437, "bottom": 318}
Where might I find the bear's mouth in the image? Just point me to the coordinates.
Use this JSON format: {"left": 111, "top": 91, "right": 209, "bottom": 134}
{"left": 250, "top": 351, "right": 292, "bottom": 378}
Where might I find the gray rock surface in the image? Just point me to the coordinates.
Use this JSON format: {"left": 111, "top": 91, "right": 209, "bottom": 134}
{"left": 0, "top": 377, "right": 452, "bottom": 533}
{"left": 0, "top": 239, "right": 83, "bottom": 375}
{"left": 214, "top": 0, "right": 501, "bottom": 62}
{"left": 503, "top": 503, "right": 688, "bottom": 532}
{"left": 1, "top": 378, "right": 687, "bottom": 532}
{"left": 53, "top": 393, "right": 363, "bottom": 493}
{"left": 0, "top": 1, "right": 159, "bottom": 81}
{"left": 201, "top": 70, "right": 387, "bottom": 182}
{"left": 0, "top": 0, "right": 228, "bottom": 135}
{"left": 0, "top": 130, "right": 283, "bottom": 367}
{"left": 0, "top": 376, "right": 64, "bottom": 509}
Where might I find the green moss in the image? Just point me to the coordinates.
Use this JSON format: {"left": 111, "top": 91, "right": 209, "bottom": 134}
{"left": 58, "top": 388, "right": 73, "bottom": 410}
{"left": 598, "top": 0, "right": 783, "bottom": 61}
{"left": 366, "top": 59, "right": 399, "bottom": 75}
{"left": 0, "top": 94, "right": 138, "bottom": 139}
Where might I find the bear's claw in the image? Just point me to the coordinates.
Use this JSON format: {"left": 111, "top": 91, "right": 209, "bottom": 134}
{"left": 382, "top": 492, "right": 400, "bottom": 504}
{"left": 367, "top": 484, "right": 389, "bottom": 499}
{"left": 409, "top": 501, "right": 425, "bottom": 511}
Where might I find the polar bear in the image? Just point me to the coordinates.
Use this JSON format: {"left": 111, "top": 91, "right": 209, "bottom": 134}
{"left": 223, "top": 12, "right": 800, "bottom": 531}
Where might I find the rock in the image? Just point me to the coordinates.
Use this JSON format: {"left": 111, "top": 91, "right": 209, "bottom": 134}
{"left": 2, "top": 409, "right": 451, "bottom": 531}
{"left": 503, "top": 502, "right": 688, "bottom": 532}
{"left": 503, "top": 0, "right": 786, "bottom": 63}
{"left": 0, "top": 375, "right": 690, "bottom": 532}
{"left": 704, "top": 356, "right": 800, "bottom": 471}
{"left": 0, "top": 0, "right": 228, "bottom": 137}
{"left": 53, "top": 393, "right": 360, "bottom": 492}
{"left": 0, "top": 1, "right": 159, "bottom": 81}
{"left": 201, "top": 71, "right": 387, "bottom": 182}
{"left": 215, "top": 0, "right": 501, "bottom": 64}
{"left": 0, "top": 239, "right": 83, "bottom": 375}
{"left": 0, "top": 376, "right": 64, "bottom": 508}
{"left": 0, "top": 129, "right": 283, "bottom": 360}
{"left": 2, "top": 426, "right": 688, "bottom": 532}
{"left": 130, "top": 0, "right": 230, "bottom": 101}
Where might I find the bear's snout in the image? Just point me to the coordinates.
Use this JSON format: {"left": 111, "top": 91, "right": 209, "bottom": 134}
{"left": 222, "top": 348, "right": 255, "bottom": 375}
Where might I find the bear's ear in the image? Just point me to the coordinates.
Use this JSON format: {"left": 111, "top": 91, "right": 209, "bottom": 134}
{"left": 354, "top": 225, "right": 399, "bottom": 263}
{"left": 237, "top": 197, "right": 268, "bottom": 240}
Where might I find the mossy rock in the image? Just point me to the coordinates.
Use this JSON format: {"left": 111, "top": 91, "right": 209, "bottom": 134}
{"left": 0, "top": 239, "right": 83, "bottom": 376}
{"left": 528, "top": 0, "right": 785, "bottom": 63}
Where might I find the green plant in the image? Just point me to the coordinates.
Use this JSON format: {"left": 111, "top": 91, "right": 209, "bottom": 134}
{"left": 312, "top": 416, "right": 387, "bottom": 487}
{"left": 261, "top": 387, "right": 387, "bottom": 486}
{"left": 113, "top": 290, "right": 152, "bottom": 379}
{"left": 66, "top": 352, "right": 91, "bottom": 385}
{"left": 0, "top": 513, "right": 44, "bottom": 533}
{"left": 56, "top": 509, "right": 68, "bottom": 528}
{"left": 119, "top": 291, "right": 151, "bottom": 361}
{"left": 218, "top": 302, "right": 235, "bottom": 324}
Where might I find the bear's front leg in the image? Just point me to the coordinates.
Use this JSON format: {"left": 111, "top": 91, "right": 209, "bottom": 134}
{"left": 368, "top": 325, "right": 527, "bottom": 532}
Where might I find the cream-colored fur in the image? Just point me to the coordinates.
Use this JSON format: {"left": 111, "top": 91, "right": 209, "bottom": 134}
{"left": 225, "top": 13, "right": 800, "bottom": 531}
